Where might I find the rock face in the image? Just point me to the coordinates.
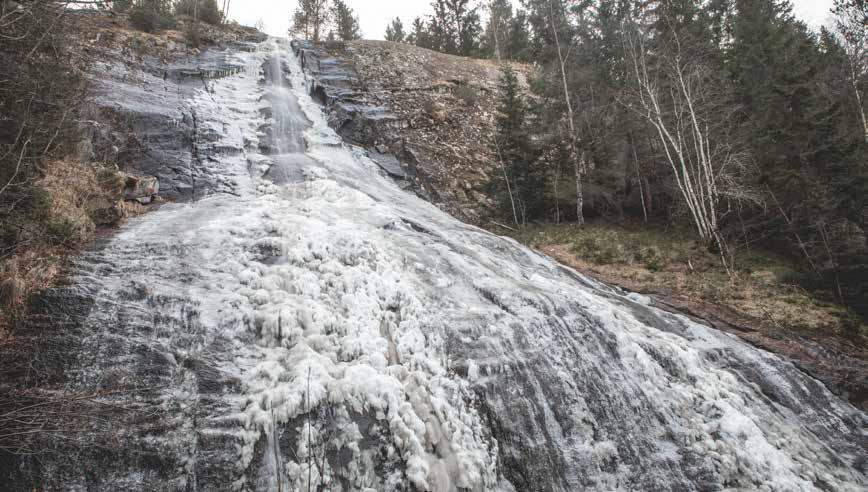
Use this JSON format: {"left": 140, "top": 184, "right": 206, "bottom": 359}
{"left": 83, "top": 17, "right": 266, "bottom": 201}
{"left": 293, "top": 40, "right": 529, "bottom": 224}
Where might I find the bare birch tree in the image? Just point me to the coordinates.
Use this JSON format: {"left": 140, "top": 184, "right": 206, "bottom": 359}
{"left": 624, "top": 25, "right": 758, "bottom": 273}
{"left": 291, "top": 0, "right": 330, "bottom": 42}
{"left": 546, "top": 0, "right": 587, "bottom": 226}
{"left": 832, "top": 0, "right": 867, "bottom": 144}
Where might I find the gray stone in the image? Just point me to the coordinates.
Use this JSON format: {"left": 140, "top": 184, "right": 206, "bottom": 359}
{"left": 122, "top": 175, "right": 159, "bottom": 202}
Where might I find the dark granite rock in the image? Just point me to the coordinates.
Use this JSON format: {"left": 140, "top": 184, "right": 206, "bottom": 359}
{"left": 291, "top": 40, "right": 419, "bottom": 191}
{"left": 89, "top": 46, "right": 255, "bottom": 202}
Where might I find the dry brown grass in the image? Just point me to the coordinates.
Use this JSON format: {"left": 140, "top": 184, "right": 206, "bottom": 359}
{"left": 39, "top": 160, "right": 103, "bottom": 242}
{"left": 510, "top": 223, "right": 865, "bottom": 339}
{"left": 0, "top": 160, "right": 129, "bottom": 334}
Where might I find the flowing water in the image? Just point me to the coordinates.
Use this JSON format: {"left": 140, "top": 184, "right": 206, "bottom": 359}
{"left": 13, "top": 40, "right": 866, "bottom": 491}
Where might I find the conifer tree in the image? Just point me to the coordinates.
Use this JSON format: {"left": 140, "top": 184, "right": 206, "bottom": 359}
{"left": 458, "top": 6, "right": 482, "bottom": 56}
{"left": 505, "top": 9, "right": 531, "bottom": 61}
{"left": 426, "top": 0, "right": 481, "bottom": 56}
{"left": 385, "top": 17, "right": 406, "bottom": 43}
{"left": 430, "top": 0, "right": 457, "bottom": 53}
{"left": 331, "top": 0, "right": 361, "bottom": 41}
{"left": 728, "top": 0, "right": 826, "bottom": 218}
{"left": 409, "top": 17, "right": 434, "bottom": 48}
{"left": 491, "top": 67, "right": 540, "bottom": 226}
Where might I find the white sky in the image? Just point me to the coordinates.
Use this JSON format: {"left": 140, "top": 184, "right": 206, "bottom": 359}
{"left": 228, "top": 0, "right": 834, "bottom": 40}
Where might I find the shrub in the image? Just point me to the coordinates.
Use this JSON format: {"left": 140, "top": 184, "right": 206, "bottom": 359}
{"left": 175, "top": 0, "right": 223, "bottom": 26}
{"left": 455, "top": 84, "right": 479, "bottom": 106}
{"left": 97, "top": 168, "right": 126, "bottom": 195}
{"left": 112, "top": 0, "right": 132, "bottom": 13}
{"left": 1, "top": 2, "right": 87, "bottom": 214}
{"left": 571, "top": 234, "right": 626, "bottom": 264}
{"left": 634, "top": 245, "right": 665, "bottom": 271}
{"left": 184, "top": 23, "right": 203, "bottom": 47}
{"left": 129, "top": 0, "right": 175, "bottom": 33}
{"left": 129, "top": 5, "right": 160, "bottom": 32}
{"left": 46, "top": 218, "right": 77, "bottom": 245}
{"left": 0, "top": 277, "right": 24, "bottom": 311}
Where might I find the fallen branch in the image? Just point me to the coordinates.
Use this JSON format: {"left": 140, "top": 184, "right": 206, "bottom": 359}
{"left": 490, "top": 220, "right": 517, "bottom": 232}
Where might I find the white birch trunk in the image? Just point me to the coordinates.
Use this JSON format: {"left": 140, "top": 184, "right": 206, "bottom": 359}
{"left": 548, "top": 1, "right": 583, "bottom": 225}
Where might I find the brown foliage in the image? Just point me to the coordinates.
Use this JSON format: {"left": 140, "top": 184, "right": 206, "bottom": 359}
{"left": 1, "top": 2, "right": 92, "bottom": 246}
{"left": 0, "top": 3, "right": 97, "bottom": 331}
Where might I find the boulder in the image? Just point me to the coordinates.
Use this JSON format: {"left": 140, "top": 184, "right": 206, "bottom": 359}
{"left": 0, "top": 277, "right": 24, "bottom": 311}
{"left": 122, "top": 174, "right": 159, "bottom": 204}
{"left": 89, "top": 198, "right": 124, "bottom": 226}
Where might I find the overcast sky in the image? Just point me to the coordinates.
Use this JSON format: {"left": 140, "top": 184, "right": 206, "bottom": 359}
{"left": 229, "top": 1, "right": 834, "bottom": 40}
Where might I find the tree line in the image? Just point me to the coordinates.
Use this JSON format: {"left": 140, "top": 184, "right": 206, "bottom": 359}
{"left": 104, "top": 0, "right": 228, "bottom": 32}
{"left": 290, "top": 0, "right": 361, "bottom": 42}
{"left": 385, "top": 0, "right": 533, "bottom": 60}
{"left": 385, "top": 1, "right": 866, "bottom": 316}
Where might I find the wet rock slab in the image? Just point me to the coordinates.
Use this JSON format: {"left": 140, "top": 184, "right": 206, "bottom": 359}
{"left": 88, "top": 47, "right": 256, "bottom": 201}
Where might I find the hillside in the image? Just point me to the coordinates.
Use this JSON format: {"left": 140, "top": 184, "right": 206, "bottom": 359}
{"left": 294, "top": 39, "right": 531, "bottom": 224}
{"left": 0, "top": 11, "right": 264, "bottom": 332}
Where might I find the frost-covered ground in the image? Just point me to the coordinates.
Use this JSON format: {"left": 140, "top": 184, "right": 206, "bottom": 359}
{"left": 31, "top": 40, "right": 866, "bottom": 491}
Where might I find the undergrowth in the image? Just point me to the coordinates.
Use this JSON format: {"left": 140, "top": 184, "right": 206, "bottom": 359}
{"left": 509, "top": 222, "right": 866, "bottom": 339}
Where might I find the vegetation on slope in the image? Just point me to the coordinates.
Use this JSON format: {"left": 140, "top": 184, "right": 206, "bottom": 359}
{"left": 0, "top": 2, "right": 101, "bottom": 331}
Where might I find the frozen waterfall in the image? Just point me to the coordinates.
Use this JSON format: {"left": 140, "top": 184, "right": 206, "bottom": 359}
{"left": 11, "top": 39, "right": 866, "bottom": 491}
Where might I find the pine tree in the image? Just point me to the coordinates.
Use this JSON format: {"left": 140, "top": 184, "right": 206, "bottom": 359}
{"left": 458, "top": 6, "right": 482, "bottom": 56}
{"left": 331, "top": 0, "right": 361, "bottom": 41}
{"left": 385, "top": 17, "right": 406, "bottom": 43}
{"left": 425, "top": 0, "right": 481, "bottom": 56}
{"left": 491, "top": 67, "right": 541, "bottom": 226}
{"left": 505, "top": 10, "right": 531, "bottom": 61}
{"left": 409, "top": 17, "right": 434, "bottom": 48}
{"left": 430, "top": 0, "right": 457, "bottom": 53}
{"left": 291, "top": 0, "right": 330, "bottom": 41}
{"left": 728, "top": 0, "right": 821, "bottom": 219}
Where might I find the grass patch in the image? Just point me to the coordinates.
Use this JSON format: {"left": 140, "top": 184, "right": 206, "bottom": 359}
{"left": 454, "top": 84, "right": 480, "bottom": 107}
{"left": 507, "top": 221, "right": 867, "bottom": 339}
{"left": 0, "top": 161, "right": 127, "bottom": 330}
